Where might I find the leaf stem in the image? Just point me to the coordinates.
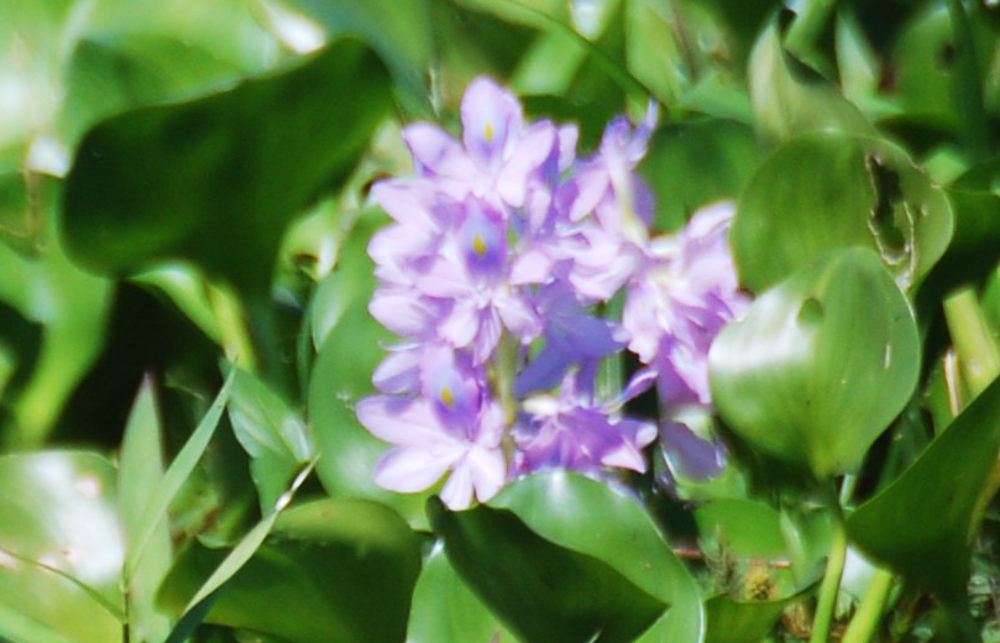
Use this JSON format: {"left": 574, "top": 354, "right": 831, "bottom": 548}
{"left": 943, "top": 287, "right": 1000, "bottom": 398}
{"left": 841, "top": 567, "right": 894, "bottom": 643}
{"left": 810, "top": 516, "right": 847, "bottom": 643}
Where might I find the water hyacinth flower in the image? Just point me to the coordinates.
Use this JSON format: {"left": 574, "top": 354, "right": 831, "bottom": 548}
{"left": 356, "top": 74, "right": 748, "bottom": 509}
{"left": 357, "top": 347, "right": 506, "bottom": 510}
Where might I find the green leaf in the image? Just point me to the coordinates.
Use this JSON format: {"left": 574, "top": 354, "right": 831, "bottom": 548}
{"left": 709, "top": 247, "right": 920, "bottom": 479}
{"left": 61, "top": 38, "right": 391, "bottom": 295}
{"left": 118, "top": 378, "right": 172, "bottom": 643}
{"left": 407, "top": 543, "right": 513, "bottom": 643}
{"left": 0, "top": 451, "right": 124, "bottom": 643}
{"left": 732, "top": 131, "right": 954, "bottom": 292}
{"left": 60, "top": 34, "right": 245, "bottom": 147}
{"left": 642, "top": 118, "right": 760, "bottom": 233}
{"left": 228, "top": 368, "right": 312, "bottom": 513}
{"left": 429, "top": 495, "right": 668, "bottom": 643}
{"left": 127, "top": 371, "right": 234, "bottom": 580}
{"left": 846, "top": 375, "right": 1000, "bottom": 601}
{"left": 159, "top": 498, "right": 421, "bottom": 642}
{"left": 307, "top": 215, "right": 430, "bottom": 527}
{"left": 748, "top": 18, "right": 872, "bottom": 145}
{"left": 703, "top": 594, "right": 791, "bottom": 643}
{"left": 7, "top": 177, "right": 114, "bottom": 447}
{"left": 694, "top": 499, "right": 786, "bottom": 560}
{"left": 129, "top": 263, "right": 222, "bottom": 343}
{"left": 490, "top": 471, "right": 705, "bottom": 642}
{"left": 624, "top": 0, "right": 684, "bottom": 105}
{"left": 282, "top": 0, "right": 433, "bottom": 105}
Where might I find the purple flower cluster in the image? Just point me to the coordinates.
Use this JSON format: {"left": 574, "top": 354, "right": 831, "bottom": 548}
{"left": 357, "top": 77, "right": 747, "bottom": 509}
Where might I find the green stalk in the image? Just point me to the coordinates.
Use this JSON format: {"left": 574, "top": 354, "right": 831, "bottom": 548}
{"left": 943, "top": 287, "right": 1000, "bottom": 399}
{"left": 841, "top": 567, "right": 894, "bottom": 643}
{"left": 810, "top": 517, "right": 847, "bottom": 643}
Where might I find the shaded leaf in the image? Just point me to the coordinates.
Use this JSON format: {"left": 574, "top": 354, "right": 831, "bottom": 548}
{"left": 490, "top": 471, "right": 705, "bottom": 642}
{"left": 228, "top": 368, "right": 312, "bottom": 512}
{"left": 429, "top": 495, "right": 668, "bottom": 643}
{"left": 704, "top": 594, "right": 791, "bottom": 643}
{"left": 61, "top": 38, "right": 391, "bottom": 294}
{"left": 159, "top": 498, "right": 421, "bottom": 642}
{"left": 126, "top": 371, "right": 234, "bottom": 580}
{"left": 847, "top": 375, "right": 1000, "bottom": 601}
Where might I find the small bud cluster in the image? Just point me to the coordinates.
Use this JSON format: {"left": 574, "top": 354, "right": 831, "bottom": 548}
{"left": 357, "top": 77, "right": 747, "bottom": 509}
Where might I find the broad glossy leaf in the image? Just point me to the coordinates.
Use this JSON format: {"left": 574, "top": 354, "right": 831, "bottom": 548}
{"left": 748, "top": 18, "right": 872, "bottom": 145}
{"left": 709, "top": 247, "right": 920, "bottom": 478}
{"left": 429, "top": 496, "right": 668, "bottom": 643}
{"left": 307, "top": 215, "right": 429, "bottom": 527}
{"left": 490, "top": 471, "right": 705, "bottom": 642}
{"left": 228, "top": 368, "right": 312, "bottom": 512}
{"left": 732, "top": 131, "right": 953, "bottom": 292}
{"left": 118, "top": 379, "right": 172, "bottom": 643}
{"left": 159, "top": 498, "right": 421, "bottom": 642}
{"left": 847, "top": 375, "right": 1000, "bottom": 601}
{"left": 407, "top": 543, "right": 513, "bottom": 643}
{"left": 0, "top": 451, "right": 124, "bottom": 643}
{"left": 61, "top": 38, "right": 391, "bottom": 294}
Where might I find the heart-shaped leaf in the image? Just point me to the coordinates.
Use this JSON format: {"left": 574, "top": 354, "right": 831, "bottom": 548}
{"left": 709, "top": 247, "right": 920, "bottom": 479}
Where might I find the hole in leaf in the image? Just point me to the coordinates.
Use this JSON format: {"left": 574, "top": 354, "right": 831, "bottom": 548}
{"left": 865, "top": 153, "right": 909, "bottom": 263}
{"left": 797, "top": 297, "right": 824, "bottom": 327}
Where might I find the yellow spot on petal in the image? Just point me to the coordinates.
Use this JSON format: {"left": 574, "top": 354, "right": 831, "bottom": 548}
{"left": 473, "top": 235, "right": 488, "bottom": 257}
{"left": 485, "top": 122, "right": 495, "bottom": 143}
{"left": 441, "top": 386, "right": 455, "bottom": 406}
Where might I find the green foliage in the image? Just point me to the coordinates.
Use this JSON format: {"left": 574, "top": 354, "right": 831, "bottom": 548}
{"left": 4, "top": 0, "right": 1000, "bottom": 640}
